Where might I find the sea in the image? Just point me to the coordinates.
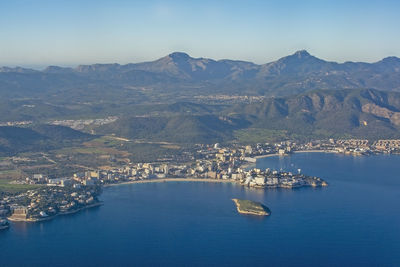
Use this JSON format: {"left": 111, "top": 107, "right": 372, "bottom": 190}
{"left": 0, "top": 153, "right": 399, "bottom": 266}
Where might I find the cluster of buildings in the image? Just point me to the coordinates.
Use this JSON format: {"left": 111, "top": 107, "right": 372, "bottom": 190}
{"left": 0, "top": 120, "right": 32, "bottom": 127}
{"left": 373, "top": 140, "right": 400, "bottom": 151}
{"left": 297, "top": 139, "right": 400, "bottom": 155}
{"left": 17, "top": 142, "right": 323, "bottom": 189}
{"left": 193, "top": 94, "right": 266, "bottom": 104}
{"left": 241, "top": 169, "right": 327, "bottom": 188}
{"left": 21, "top": 141, "right": 327, "bottom": 190}
{"left": 49, "top": 116, "right": 118, "bottom": 130}
{"left": 1, "top": 185, "right": 101, "bottom": 222}
{"left": 25, "top": 174, "right": 85, "bottom": 188}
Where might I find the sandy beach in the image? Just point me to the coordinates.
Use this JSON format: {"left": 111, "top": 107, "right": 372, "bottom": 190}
{"left": 104, "top": 178, "right": 236, "bottom": 187}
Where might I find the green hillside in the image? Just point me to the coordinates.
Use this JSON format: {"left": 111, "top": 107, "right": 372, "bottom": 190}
{"left": 95, "top": 88, "right": 400, "bottom": 144}
{"left": 228, "top": 89, "right": 400, "bottom": 141}
{"left": 2, "top": 88, "right": 400, "bottom": 151}
{"left": 0, "top": 125, "right": 94, "bottom": 155}
{"left": 96, "top": 115, "right": 247, "bottom": 144}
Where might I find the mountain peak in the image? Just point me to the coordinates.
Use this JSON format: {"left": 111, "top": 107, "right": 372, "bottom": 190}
{"left": 293, "top": 50, "right": 311, "bottom": 58}
{"left": 168, "top": 52, "right": 191, "bottom": 60}
{"left": 380, "top": 56, "right": 400, "bottom": 63}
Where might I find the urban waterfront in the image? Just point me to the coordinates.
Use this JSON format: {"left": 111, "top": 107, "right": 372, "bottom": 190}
{"left": 1, "top": 153, "right": 399, "bottom": 266}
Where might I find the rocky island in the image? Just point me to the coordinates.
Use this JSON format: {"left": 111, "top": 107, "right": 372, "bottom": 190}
{"left": 232, "top": 199, "right": 271, "bottom": 216}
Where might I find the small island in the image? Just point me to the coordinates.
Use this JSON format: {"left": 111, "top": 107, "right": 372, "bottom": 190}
{"left": 232, "top": 198, "right": 271, "bottom": 216}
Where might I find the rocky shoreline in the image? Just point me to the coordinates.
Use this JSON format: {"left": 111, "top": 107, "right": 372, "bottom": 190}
{"left": 7, "top": 202, "right": 103, "bottom": 223}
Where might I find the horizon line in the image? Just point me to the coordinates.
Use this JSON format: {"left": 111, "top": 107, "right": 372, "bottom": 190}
{"left": 1, "top": 50, "right": 399, "bottom": 71}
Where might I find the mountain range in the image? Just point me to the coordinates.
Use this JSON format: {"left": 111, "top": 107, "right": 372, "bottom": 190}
{"left": 2, "top": 88, "right": 400, "bottom": 153}
{"left": 2, "top": 51, "right": 400, "bottom": 150}
{"left": 1, "top": 50, "right": 400, "bottom": 101}
{"left": 227, "top": 88, "right": 400, "bottom": 140}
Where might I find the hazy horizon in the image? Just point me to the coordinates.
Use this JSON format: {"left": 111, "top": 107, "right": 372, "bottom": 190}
{"left": 1, "top": 0, "right": 400, "bottom": 67}
{"left": 2, "top": 49, "right": 400, "bottom": 71}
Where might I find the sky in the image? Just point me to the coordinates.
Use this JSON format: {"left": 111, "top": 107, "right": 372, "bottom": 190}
{"left": 1, "top": 0, "right": 400, "bottom": 68}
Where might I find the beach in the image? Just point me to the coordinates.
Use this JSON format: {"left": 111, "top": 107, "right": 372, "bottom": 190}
{"left": 104, "top": 178, "right": 235, "bottom": 187}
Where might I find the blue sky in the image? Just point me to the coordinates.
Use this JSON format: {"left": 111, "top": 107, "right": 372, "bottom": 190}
{"left": 1, "top": 0, "right": 400, "bottom": 67}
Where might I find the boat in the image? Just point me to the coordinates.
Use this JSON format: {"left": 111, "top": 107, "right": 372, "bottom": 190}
{"left": 0, "top": 218, "right": 9, "bottom": 230}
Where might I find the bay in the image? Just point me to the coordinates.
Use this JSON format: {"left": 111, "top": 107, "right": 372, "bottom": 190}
{"left": 1, "top": 153, "right": 399, "bottom": 266}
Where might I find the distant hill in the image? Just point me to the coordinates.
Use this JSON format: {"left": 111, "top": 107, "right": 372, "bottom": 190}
{"left": 94, "top": 89, "right": 400, "bottom": 143}
{"left": 95, "top": 115, "right": 248, "bottom": 144}
{"left": 1, "top": 88, "right": 400, "bottom": 149}
{"left": 1, "top": 51, "right": 400, "bottom": 102}
{"left": 2, "top": 51, "right": 400, "bottom": 145}
{"left": 227, "top": 88, "right": 400, "bottom": 140}
{"left": 0, "top": 125, "right": 94, "bottom": 155}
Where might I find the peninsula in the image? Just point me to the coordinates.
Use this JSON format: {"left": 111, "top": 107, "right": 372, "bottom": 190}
{"left": 232, "top": 199, "right": 271, "bottom": 216}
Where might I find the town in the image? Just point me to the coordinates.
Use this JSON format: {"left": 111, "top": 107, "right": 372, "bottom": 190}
{"left": 2, "top": 137, "right": 400, "bottom": 230}
{"left": 0, "top": 185, "right": 101, "bottom": 226}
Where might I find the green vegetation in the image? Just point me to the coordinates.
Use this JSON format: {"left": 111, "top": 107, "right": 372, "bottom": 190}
{"left": 227, "top": 88, "right": 400, "bottom": 142}
{"left": 90, "top": 88, "right": 400, "bottom": 144}
{"left": 234, "top": 128, "right": 290, "bottom": 144}
{"left": 0, "top": 179, "right": 42, "bottom": 194}
{"left": 1, "top": 52, "right": 400, "bottom": 180}
{"left": 0, "top": 50, "right": 400, "bottom": 186}
{"left": 123, "top": 143, "right": 184, "bottom": 163}
{"left": 0, "top": 169, "right": 25, "bottom": 180}
{"left": 0, "top": 124, "right": 95, "bottom": 155}
{"left": 95, "top": 114, "right": 245, "bottom": 144}
{"left": 3, "top": 88, "right": 400, "bottom": 157}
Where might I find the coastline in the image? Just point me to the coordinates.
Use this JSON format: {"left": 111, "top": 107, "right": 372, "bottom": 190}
{"left": 254, "top": 150, "right": 338, "bottom": 160}
{"left": 232, "top": 198, "right": 270, "bottom": 216}
{"left": 8, "top": 202, "right": 103, "bottom": 223}
{"left": 104, "top": 177, "right": 326, "bottom": 189}
{"left": 293, "top": 150, "right": 338, "bottom": 154}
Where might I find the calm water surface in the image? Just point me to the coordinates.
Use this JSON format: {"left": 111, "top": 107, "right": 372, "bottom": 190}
{"left": 1, "top": 153, "right": 399, "bottom": 266}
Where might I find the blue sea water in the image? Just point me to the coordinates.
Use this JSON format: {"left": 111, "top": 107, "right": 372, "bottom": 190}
{"left": 0, "top": 153, "right": 399, "bottom": 266}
